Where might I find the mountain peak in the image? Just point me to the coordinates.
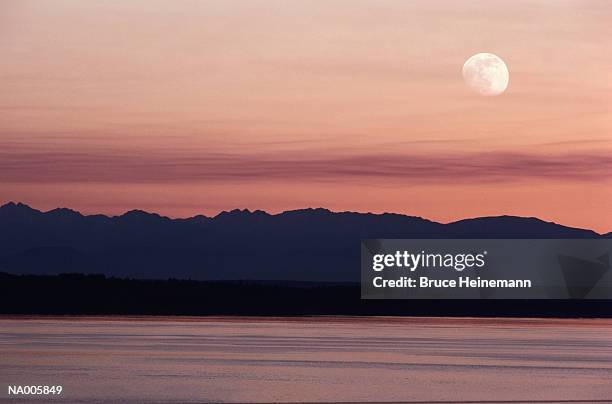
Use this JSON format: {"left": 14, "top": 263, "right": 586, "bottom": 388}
{"left": 119, "top": 210, "right": 168, "bottom": 221}
{"left": 215, "top": 209, "right": 270, "bottom": 219}
{"left": 1, "top": 201, "right": 32, "bottom": 209}
{"left": 447, "top": 215, "right": 599, "bottom": 237}
{"left": 282, "top": 207, "right": 332, "bottom": 216}
{"left": 46, "top": 207, "right": 83, "bottom": 218}
{"left": 0, "top": 202, "right": 41, "bottom": 216}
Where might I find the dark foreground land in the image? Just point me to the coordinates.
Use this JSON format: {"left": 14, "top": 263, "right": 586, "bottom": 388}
{"left": 1, "top": 272, "right": 610, "bottom": 317}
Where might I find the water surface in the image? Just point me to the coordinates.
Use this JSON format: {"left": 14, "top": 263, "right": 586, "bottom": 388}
{"left": 1, "top": 316, "right": 611, "bottom": 402}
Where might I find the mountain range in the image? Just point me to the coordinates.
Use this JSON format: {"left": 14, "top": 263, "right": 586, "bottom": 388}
{"left": 0, "top": 202, "right": 609, "bottom": 281}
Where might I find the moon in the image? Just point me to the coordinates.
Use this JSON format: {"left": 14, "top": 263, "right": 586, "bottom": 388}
{"left": 462, "top": 53, "right": 509, "bottom": 96}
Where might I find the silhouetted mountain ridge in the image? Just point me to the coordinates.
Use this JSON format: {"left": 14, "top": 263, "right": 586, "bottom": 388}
{"left": 0, "top": 202, "right": 607, "bottom": 281}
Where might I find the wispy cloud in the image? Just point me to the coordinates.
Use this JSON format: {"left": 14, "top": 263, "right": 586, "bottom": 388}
{"left": 1, "top": 147, "right": 610, "bottom": 184}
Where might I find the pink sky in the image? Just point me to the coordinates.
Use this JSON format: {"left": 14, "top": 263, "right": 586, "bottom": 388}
{"left": 1, "top": 1, "right": 611, "bottom": 232}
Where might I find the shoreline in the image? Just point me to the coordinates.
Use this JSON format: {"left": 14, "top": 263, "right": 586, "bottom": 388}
{"left": 2, "top": 315, "right": 612, "bottom": 325}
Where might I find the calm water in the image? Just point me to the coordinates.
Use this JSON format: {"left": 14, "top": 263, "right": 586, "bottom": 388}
{"left": 1, "top": 316, "right": 611, "bottom": 403}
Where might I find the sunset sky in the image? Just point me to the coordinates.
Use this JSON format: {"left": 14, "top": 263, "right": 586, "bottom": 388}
{"left": 1, "top": 0, "right": 611, "bottom": 232}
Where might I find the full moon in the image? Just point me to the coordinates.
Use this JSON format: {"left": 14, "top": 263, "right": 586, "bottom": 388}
{"left": 462, "top": 53, "right": 509, "bottom": 96}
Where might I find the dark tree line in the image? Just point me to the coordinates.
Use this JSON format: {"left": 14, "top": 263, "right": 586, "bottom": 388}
{"left": 1, "top": 272, "right": 610, "bottom": 317}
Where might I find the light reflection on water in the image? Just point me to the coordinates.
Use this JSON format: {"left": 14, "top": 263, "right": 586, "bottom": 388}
{"left": 1, "top": 316, "right": 611, "bottom": 403}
